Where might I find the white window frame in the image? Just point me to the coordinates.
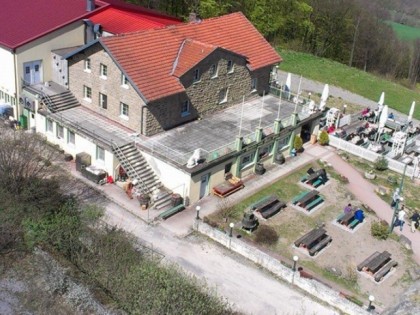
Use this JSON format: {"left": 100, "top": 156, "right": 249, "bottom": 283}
{"left": 84, "top": 58, "right": 91, "bottom": 72}
{"left": 46, "top": 118, "right": 53, "bottom": 133}
{"left": 67, "top": 130, "right": 75, "bottom": 145}
{"left": 181, "top": 100, "right": 190, "bottom": 117}
{"left": 99, "top": 92, "right": 107, "bottom": 109}
{"left": 121, "top": 73, "right": 129, "bottom": 88}
{"left": 96, "top": 145, "right": 105, "bottom": 162}
{"left": 210, "top": 63, "right": 218, "bottom": 78}
{"left": 83, "top": 85, "right": 92, "bottom": 102}
{"left": 227, "top": 60, "right": 234, "bottom": 73}
{"left": 218, "top": 87, "right": 229, "bottom": 104}
{"left": 56, "top": 124, "right": 64, "bottom": 139}
{"left": 100, "top": 63, "right": 107, "bottom": 79}
{"left": 120, "top": 102, "right": 129, "bottom": 120}
{"left": 251, "top": 78, "right": 257, "bottom": 92}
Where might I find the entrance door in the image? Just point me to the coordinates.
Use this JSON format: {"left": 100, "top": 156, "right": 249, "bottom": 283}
{"left": 199, "top": 173, "right": 210, "bottom": 199}
{"left": 23, "top": 61, "right": 42, "bottom": 84}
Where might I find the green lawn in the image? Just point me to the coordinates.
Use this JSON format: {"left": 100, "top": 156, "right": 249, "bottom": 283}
{"left": 385, "top": 21, "right": 420, "bottom": 41}
{"left": 276, "top": 50, "right": 420, "bottom": 120}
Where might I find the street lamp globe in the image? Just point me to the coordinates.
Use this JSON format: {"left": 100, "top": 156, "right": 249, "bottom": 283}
{"left": 195, "top": 206, "right": 201, "bottom": 220}
{"left": 293, "top": 255, "right": 299, "bottom": 262}
{"left": 369, "top": 295, "right": 375, "bottom": 302}
{"left": 229, "top": 222, "right": 234, "bottom": 228}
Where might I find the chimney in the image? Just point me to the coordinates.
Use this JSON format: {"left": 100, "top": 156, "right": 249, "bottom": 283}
{"left": 189, "top": 12, "right": 198, "bottom": 23}
{"left": 86, "top": 0, "right": 95, "bottom": 12}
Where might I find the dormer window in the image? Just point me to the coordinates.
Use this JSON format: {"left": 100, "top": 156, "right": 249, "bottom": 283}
{"left": 193, "top": 68, "right": 201, "bottom": 83}
{"left": 227, "top": 60, "right": 234, "bottom": 73}
{"left": 210, "top": 64, "right": 218, "bottom": 78}
{"left": 100, "top": 63, "right": 107, "bottom": 79}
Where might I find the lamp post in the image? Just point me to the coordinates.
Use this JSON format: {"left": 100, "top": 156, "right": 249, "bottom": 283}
{"left": 196, "top": 206, "right": 201, "bottom": 220}
{"left": 292, "top": 255, "right": 299, "bottom": 272}
{"left": 389, "top": 163, "right": 407, "bottom": 232}
{"left": 343, "top": 104, "right": 347, "bottom": 115}
{"left": 367, "top": 295, "right": 375, "bottom": 312}
{"left": 229, "top": 222, "right": 234, "bottom": 237}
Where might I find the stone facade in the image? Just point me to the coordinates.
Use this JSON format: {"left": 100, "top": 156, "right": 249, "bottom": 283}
{"left": 144, "top": 50, "right": 273, "bottom": 136}
{"left": 68, "top": 43, "right": 145, "bottom": 133}
{"left": 69, "top": 44, "right": 273, "bottom": 137}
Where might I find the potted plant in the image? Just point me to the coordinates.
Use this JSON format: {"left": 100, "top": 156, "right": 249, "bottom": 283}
{"left": 319, "top": 130, "right": 329, "bottom": 146}
{"left": 365, "top": 169, "right": 376, "bottom": 180}
{"left": 294, "top": 135, "right": 303, "bottom": 153}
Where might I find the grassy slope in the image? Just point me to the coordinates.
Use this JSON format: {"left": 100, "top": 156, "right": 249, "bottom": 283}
{"left": 385, "top": 21, "right": 420, "bottom": 41}
{"left": 277, "top": 50, "right": 420, "bottom": 120}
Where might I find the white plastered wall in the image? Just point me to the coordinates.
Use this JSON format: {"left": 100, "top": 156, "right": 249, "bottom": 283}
{"left": 0, "top": 48, "right": 16, "bottom": 98}
{"left": 37, "top": 114, "right": 117, "bottom": 177}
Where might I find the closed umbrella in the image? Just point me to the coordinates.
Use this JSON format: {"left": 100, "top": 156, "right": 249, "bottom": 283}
{"left": 408, "top": 101, "right": 416, "bottom": 122}
{"left": 319, "top": 84, "right": 329, "bottom": 110}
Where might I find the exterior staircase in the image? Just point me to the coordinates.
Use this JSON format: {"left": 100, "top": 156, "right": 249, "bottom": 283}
{"left": 41, "top": 90, "right": 79, "bottom": 112}
{"left": 112, "top": 142, "right": 163, "bottom": 195}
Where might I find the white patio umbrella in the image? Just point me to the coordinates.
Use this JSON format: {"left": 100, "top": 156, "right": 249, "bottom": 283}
{"left": 285, "top": 72, "right": 291, "bottom": 91}
{"left": 319, "top": 84, "right": 329, "bottom": 110}
{"left": 408, "top": 101, "right": 416, "bottom": 122}
{"left": 378, "top": 92, "right": 385, "bottom": 106}
{"left": 376, "top": 105, "right": 389, "bottom": 142}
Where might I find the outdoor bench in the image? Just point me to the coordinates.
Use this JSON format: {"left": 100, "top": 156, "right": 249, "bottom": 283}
{"left": 374, "top": 260, "right": 398, "bottom": 282}
{"left": 158, "top": 204, "right": 185, "bottom": 220}
{"left": 305, "top": 196, "right": 323, "bottom": 211}
{"left": 292, "top": 191, "right": 309, "bottom": 204}
{"left": 357, "top": 252, "right": 381, "bottom": 271}
{"left": 308, "top": 235, "right": 332, "bottom": 256}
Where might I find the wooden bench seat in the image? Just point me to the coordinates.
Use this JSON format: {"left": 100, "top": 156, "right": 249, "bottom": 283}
{"left": 309, "top": 235, "right": 332, "bottom": 256}
{"left": 300, "top": 174, "right": 308, "bottom": 182}
{"left": 366, "top": 251, "right": 391, "bottom": 273}
{"left": 297, "top": 190, "right": 319, "bottom": 207}
{"left": 292, "top": 191, "right": 309, "bottom": 204}
{"left": 348, "top": 218, "right": 360, "bottom": 229}
{"left": 305, "top": 196, "right": 323, "bottom": 211}
{"left": 158, "top": 204, "right": 185, "bottom": 220}
{"left": 260, "top": 200, "right": 286, "bottom": 219}
{"left": 374, "top": 260, "right": 398, "bottom": 282}
{"left": 250, "top": 195, "right": 274, "bottom": 210}
{"left": 312, "top": 179, "right": 323, "bottom": 187}
{"left": 336, "top": 212, "right": 346, "bottom": 222}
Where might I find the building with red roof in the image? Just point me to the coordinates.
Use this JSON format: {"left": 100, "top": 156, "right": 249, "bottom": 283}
{"left": 0, "top": 0, "right": 180, "bottom": 123}
{"left": 66, "top": 12, "right": 282, "bottom": 136}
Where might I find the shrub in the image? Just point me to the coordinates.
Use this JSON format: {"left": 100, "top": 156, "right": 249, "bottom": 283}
{"left": 374, "top": 156, "right": 388, "bottom": 171}
{"left": 319, "top": 130, "right": 329, "bottom": 145}
{"left": 371, "top": 220, "right": 389, "bottom": 240}
{"left": 294, "top": 135, "right": 303, "bottom": 151}
{"left": 255, "top": 225, "right": 279, "bottom": 245}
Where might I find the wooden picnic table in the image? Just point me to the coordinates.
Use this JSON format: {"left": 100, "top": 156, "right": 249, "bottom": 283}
{"left": 294, "top": 227, "right": 326, "bottom": 248}
{"left": 306, "top": 169, "right": 325, "bottom": 183}
{"left": 297, "top": 190, "right": 319, "bottom": 207}
{"left": 366, "top": 251, "right": 391, "bottom": 273}
{"left": 340, "top": 211, "right": 355, "bottom": 225}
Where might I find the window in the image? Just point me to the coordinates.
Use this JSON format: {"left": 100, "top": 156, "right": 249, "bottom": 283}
{"left": 96, "top": 146, "right": 105, "bottom": 162}
{"left": 84, "top": 58, "right": 91, "bottom": 71}
{"left": 25, "top": 66, "right": 30, "bottom": 74}
{"left": 46, "top": 118, "right": 53, "bottom": 133}
{"left": 0, "top": 91, "right": 3, "bottom": 100}
{"left": 251, "top": 78, "right": 257, "bottom": 91}
{"left": 278, "top": 135, "right": 291, "bottom": 150}
{"left": 99, "top": 93, "right": 107, "bottom": 109}
{"left": 121, "top": 73, "right": 129, "bottom": 87}
{"left": 56, "top": 124, "right": 64, "bottom": 139}
{"left": 209, "top": 64, "right": 218, "bottom": 78}
{"left": 259, "top": 143, "right": 274, "bottom": 159}
{"left": 240, "top": 151, "right": 255, "bottom": 169}
{"left": 67, "top": 130, "right": 75, "bottom": 145}
{"left": 218, "top": 87, "right": 228, "bottom": 104}
{"left": 193, "top": 68, "right": 201, "bottom": 83}
{"left": 83, "top": 85, "right": 92, "bottom": 101}
{"left": 100, "top": 63, "right": 107, "bottom": 78}
{"left": 181, "top": 100, "right": 190, "bottom": 117}
{"left": 5, "top": 94, "right": 10, "bottom": 103}
{"left": 11, "top": 97, "right": 16, "bottom": 106}
{"left": 120, "top": 102, "right": 129, "bottom": 119}
{"left": 227, "top": 60, "right": 234, "bottom": 73}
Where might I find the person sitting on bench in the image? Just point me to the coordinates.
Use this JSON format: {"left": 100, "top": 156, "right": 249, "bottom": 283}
{"left": 354, "top": 208, "right": 365, "bottom": 223}
{"left": 344, "top": 203, "right": 352, "bottom": 214}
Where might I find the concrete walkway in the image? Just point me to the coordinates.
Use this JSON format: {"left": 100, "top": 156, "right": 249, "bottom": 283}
{"left": 324, "top": 153, "right": 420, "bottom": 264}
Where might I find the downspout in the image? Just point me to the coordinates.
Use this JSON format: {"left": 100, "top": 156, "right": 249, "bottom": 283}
{"left": 13, "top": 51, "right": 20, "bottom": 119}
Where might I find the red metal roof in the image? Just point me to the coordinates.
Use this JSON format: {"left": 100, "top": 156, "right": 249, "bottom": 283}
{"left": 89, "top": 6, "right": 181, "bottom": 34}
{"left": 0, "top": 0, "right": 108, "bottom": 50}
{"left": 102, "top": 12, "right": 282, "bottom": 102}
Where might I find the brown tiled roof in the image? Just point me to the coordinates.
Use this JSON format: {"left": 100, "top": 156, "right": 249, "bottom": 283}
{"left": 101, "top": 12, "right": 282, "bottom": 102}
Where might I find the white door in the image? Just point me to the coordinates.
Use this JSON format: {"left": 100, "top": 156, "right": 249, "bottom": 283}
{"left": 199, "top": 173, "right": 210, "bottom": 199}
{"left": 23, "top": 61, "right": 42, "bottom": 84}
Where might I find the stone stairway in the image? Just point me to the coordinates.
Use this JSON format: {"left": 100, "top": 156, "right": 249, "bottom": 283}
{"left": 112, "top": 143, "right": 163, "bottom": 195}
{"left": 41, "top": 90, "right": 79, "bottom": 112}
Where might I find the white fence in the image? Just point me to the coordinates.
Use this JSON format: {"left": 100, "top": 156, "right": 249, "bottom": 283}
{"left": 329, "top": 136, "right": 416, "bottom": 177}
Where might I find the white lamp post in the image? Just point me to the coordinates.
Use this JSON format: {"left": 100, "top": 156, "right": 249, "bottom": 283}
{"left": 293, "top": 255, "right": 299, "bottom": 271}
{"left": 196, "top": 206, "right": 201, "bottom": 220}
{"left": 368, "top": 295, "right": 375, "bottom": 311}
{"left": 229, "top": 222, "right": 234, "bottom": 237}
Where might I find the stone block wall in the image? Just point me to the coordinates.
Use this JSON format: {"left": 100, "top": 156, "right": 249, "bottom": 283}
{"left": 68, "top": 43, "right": 145, "bottom": 133}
